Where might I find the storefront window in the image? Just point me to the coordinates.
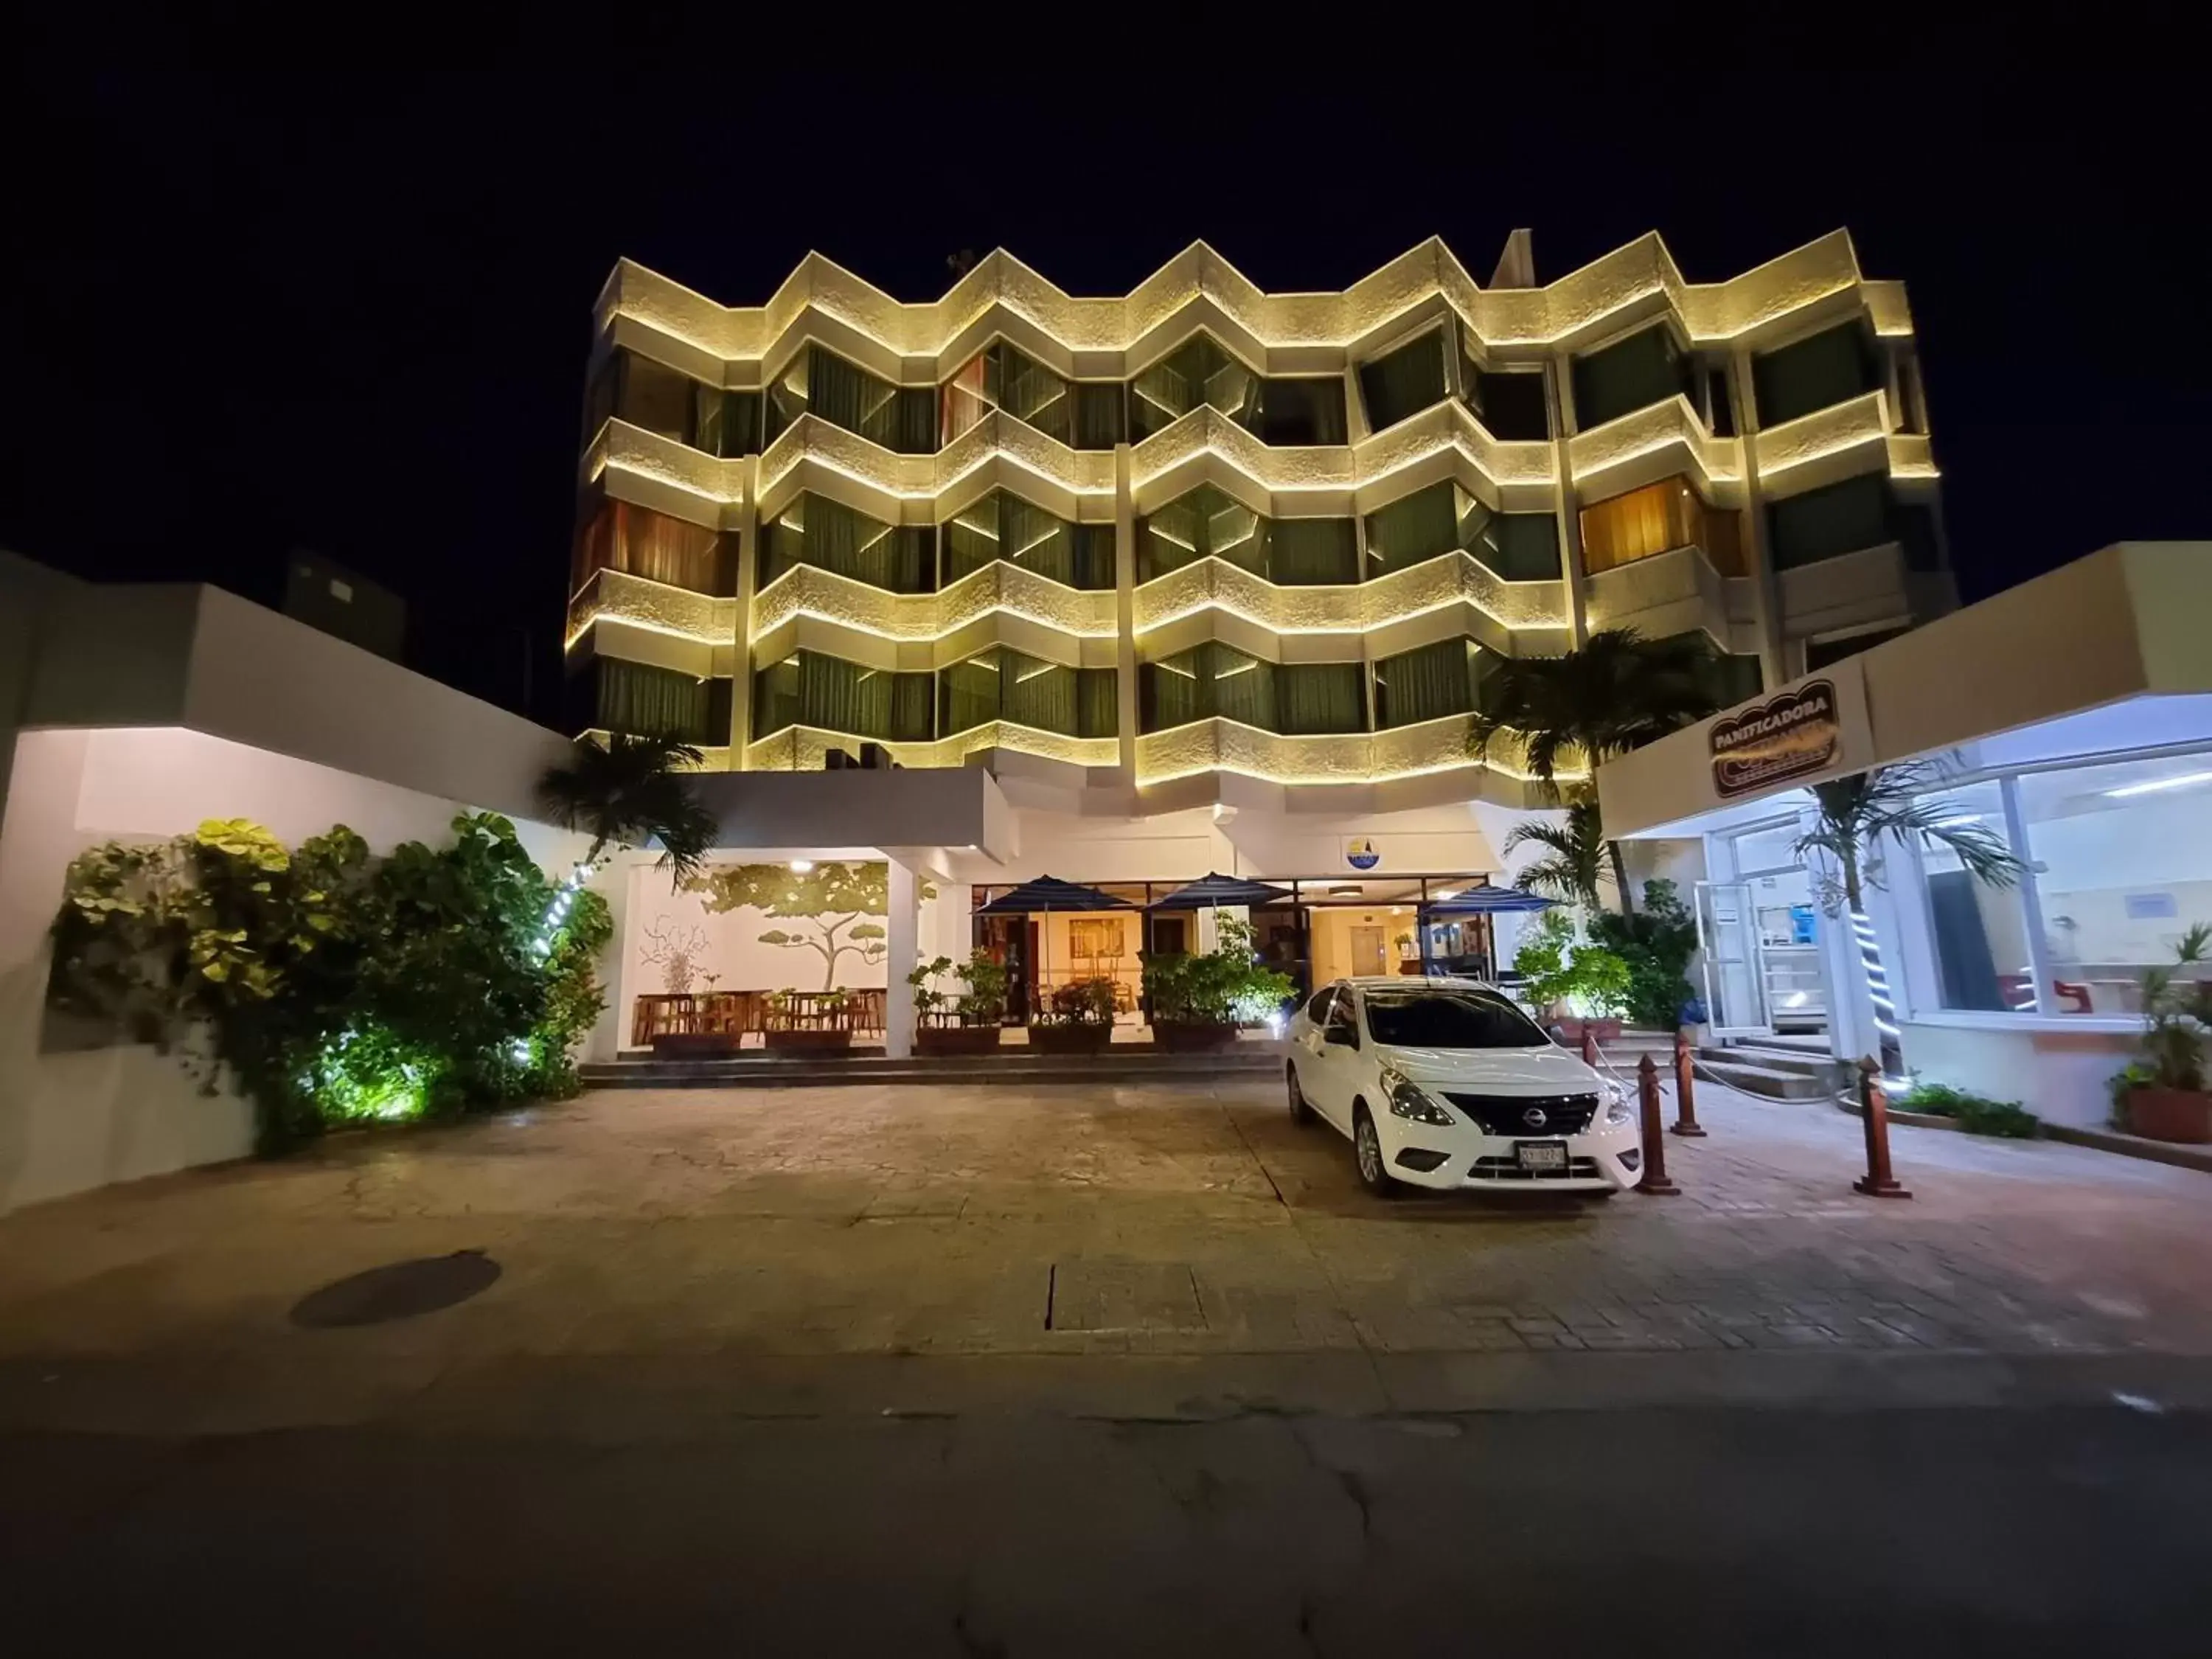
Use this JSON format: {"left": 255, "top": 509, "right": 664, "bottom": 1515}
{"left": 2016, "top": 754, "right": 2212, "bottom": 1017}
{"left": 1913, "top": 780, "right": 2037, "bottom": 1012}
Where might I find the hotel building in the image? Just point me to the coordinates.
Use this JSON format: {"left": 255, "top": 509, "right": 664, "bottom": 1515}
{"left": 563, "top": 229, "right": 1950, "bottom": 1034}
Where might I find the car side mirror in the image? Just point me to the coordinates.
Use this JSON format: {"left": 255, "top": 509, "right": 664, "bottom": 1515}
{"left": 1546, "top": 1023, "right": 1568, "bottom": 1046}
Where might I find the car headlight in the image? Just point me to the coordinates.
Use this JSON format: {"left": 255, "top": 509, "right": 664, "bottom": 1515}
{"left": 1382, "top": 1067, "right": 1455, "bottom": 1127}
{"left": 1604, "top": 1079, "right": 1634, "bottom": 1127}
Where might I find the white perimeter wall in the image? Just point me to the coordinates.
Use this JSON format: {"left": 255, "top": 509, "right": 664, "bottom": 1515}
{"left": 0, "top": 726, "right": 592, "bottom": 1214}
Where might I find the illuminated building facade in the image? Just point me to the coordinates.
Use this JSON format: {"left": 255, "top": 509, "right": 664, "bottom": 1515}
{"left": 565, "top": 229, "right": 1947, "bottom": 815}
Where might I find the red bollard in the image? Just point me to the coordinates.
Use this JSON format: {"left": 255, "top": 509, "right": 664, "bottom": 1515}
{"left": 1580, "top": 1024, "right": 1598, "bottom": 1067}
{"left": 1635, "top": 1053, "right": 1680, "bottom": 1195}
{"left": 1671, "top": 1027, "right": 1705, "bottom": 1137}
{"left": 1852, "top": 1057, "right": 1912, "bottom": 1199}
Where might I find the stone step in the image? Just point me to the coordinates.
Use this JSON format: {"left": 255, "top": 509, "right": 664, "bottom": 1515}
{"left": 580, "top": 1050, "right": 1284, "bottom": 1091}
{"left": 1694, "top": 1057, "right": 1834, "bottom": 1101}
{"left": 1700, "top": 1043, "right": 1846, "bottom": 1081}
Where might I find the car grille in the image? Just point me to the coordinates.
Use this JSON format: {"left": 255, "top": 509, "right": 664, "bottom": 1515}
{"left": 1469, "top": 1155, "right": 1603, "bottom": 1183}
{"left": 1440, "top": 1091, "right": 1598, "bottom": 1136}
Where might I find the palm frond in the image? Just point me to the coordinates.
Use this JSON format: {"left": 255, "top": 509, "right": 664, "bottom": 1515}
{"left": 537, "top": 732, "right": 715, "bottom": 884}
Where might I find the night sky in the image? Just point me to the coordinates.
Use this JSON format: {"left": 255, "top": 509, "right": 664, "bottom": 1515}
{"left": 4, "top": 76, "right": 2204, "bottom": 726}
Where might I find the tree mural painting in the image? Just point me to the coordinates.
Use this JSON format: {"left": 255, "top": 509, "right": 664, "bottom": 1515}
{"left": 638, "top": 915, "right": 712, "bottom": 994}
{"left": 684, "top": 862, "right": 895, "bottom": 991}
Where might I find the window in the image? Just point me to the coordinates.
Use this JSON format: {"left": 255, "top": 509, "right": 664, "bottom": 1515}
{"left": 1325, "top": 992, "right": 1360, "bottom": 1047}
{"left": 1363, "top": 481, "right": 1460, "bottom": 577}
{"left": 1248, "top": 377, "right": 1350, "bottom": 446}
{"left": 1276, "top": 662, "right": 1368, "bottom": 734}
{"left": 572, "top": 655, "right": 729, "bottom": 745}
{"left": 1358, "top": 329, "right": 1450, "bottom": 433}
{"left": 1468, "top": 369, "right": 1550, "bottom": 441}
{"left": 751, "top": 650, "right": 928, "bottom": 743}
{"left": 1373, "top": 636, "right": 1478, "bottom": 729}
{"left": 759, "top": 494, "right": 933, "bottom": 594}
{"left": 571, "top": 494, "right": 731, "bottom": 596}
{"left": 1753, "top": 319, "right": 1882, "bottom": 428}
{"left": 1138, "top": 486, "right": 1263, "bottom": 581}
{"left": 2016, "top": 755, "right": 2212, "bottom": 1015}
{"left": 1805, "top": 625, "right": 1910, "bottom": 671}
{"left": 1914, "top": 780, "right": 2035, "bottom": 1012}
{"left": 582, "top": 349, "right": 765, "bottom": 459}
{"left": 1302, "top": 985, "right": 1337, "bottom": 1024}
{"left": 1579, "top": 476, "right": 1744, "bottom": 577}
{"left": 1571, "top": 324, "right": 1697, "bottom": 432}
{"left": 1471, "top": 512, "right": 1562, "bottom": 582}
{"left": 941, "top": 493, "right": 1113, "bottom": 591}
{"left": 1130, "top": 335, "right": 1258, "bottom": 439}
{"left": 1363, "top": 986, "right": 1548, "bottom": 1049}
{"left": 1268, "top": 518, "right": 1360, "bottom": 585}
{"left": 764, "top": 346, "right": 935, "bottom": 453}
{"left": 1766, "top": 474, "right": 1925, "bottom": 572}
{"left": 936, "top": 648, "right": 1114, "bottom": 740}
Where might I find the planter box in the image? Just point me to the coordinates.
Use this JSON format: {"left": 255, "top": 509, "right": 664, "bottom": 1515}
{"left": 652, "top": 1032, "right": 742, "bottom": 1059}
{"left": 764, "top": 1029, "right": 852, "bottom": 1055}
{"left": 917, "top": 1026, "right": 1002, "bottom": 1056}
{"left": 2125, "top": 1085, "right": 2212, "bottom": 1144}
{"left": 1029, "top": 1023, "right": 1112, "bottom": 1056}
{"left": 1151, "top": 1020, "right": 1239, "bottom": 1052}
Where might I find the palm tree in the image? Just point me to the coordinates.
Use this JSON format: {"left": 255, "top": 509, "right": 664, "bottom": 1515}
{"left": 536, "top": 732, "right": 718, "bottom": 886}
{"left": 1501, "top": 798, "right": 1610, "bottom": 913}
{"left": 1470, "top": 627, "right": 1723, "bottom": 913}
{"left": 1793, "top": 762, "right": 2026, "bottom": 1081}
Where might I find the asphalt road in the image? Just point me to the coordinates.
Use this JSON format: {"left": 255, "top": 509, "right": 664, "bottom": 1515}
{"left": 7, "top": 1404, "right": 2208, "bottom": 1656}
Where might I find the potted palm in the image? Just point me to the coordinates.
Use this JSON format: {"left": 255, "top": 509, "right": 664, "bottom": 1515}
{"left": 1141, "top": 918, "right": 1296, "bottom": 1051}
{"left": 2112, "top": 923, "right": 2212, "bottom": 1143}
{"left": 1030, "top": 975, "right": 1117, "bottom": 1054}
{"left": 911, "top": 950, "right": 1007, "bottom": 1056}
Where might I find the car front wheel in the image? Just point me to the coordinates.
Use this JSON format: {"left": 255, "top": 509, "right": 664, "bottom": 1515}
{"left": 1287, "top": 1065, "right": 1316, "bottom": 1127}
{"left": 1353, "top": 1105, "right": 1397, "bottom": 1198}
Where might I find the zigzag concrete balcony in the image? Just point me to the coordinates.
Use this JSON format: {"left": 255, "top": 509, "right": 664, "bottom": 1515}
{"left": 1568, "top": 397, "right": 1747, "bottom": 502}
{"left": 748, "top": 560, "right": 1118, "bottom": 672}
{"left": 1132, "top": 549, "right": 1571, "bottom": 657}
{"left": 1754, "top": 390, "right": 1939, "bottom": 498}
{"left": 1582, "top": 544, "right": 1742, "bottom": 650}
{"left": 743, "top": 721, "right": 1117, "bottom": 775}
{"left": 756, "top": 410, "right": 1116, "bottom": 526}
{"left": 565, "top": 571, "right": 740, "bottom": 681}
{"left": 1132, "top": 714, "right": 1570, "bottom": 801}
{"left": 597, "top": 231, "right": 1912, "bottom": 391}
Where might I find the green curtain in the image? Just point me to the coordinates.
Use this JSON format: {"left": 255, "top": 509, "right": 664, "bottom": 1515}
{"left": 1074, "top": 383, "right": 1125, "bottom": 450}
{"left": 1141, "top": 650, "right": 1203, "bottom": 731}
{"left": 1002, "top": 650, "right": 1079, "bottom": 734}
{"left": 1571, "top": 324, "right": 1694, "bottom": 431}
{"left": 996, "top": 345, "right": 1073, "bottom": 444}
{"left": 1475, "top": 512, "right": 1562, "bottom": 582}
{"left": 1277, "top": 662, "right": 1367, "bottom": 734}
{"left": 1363, "top": 481, "right": 1459, "bottom": 577}
{"left": 1077, "top": 667, "right": 1118, "bottom": 737}
{"left": 1374, "top": 637, "right": 1475, "bottom": 728}
{"left": 774, "top": 495, "right": 929, "bottom": 593}
{"left": 1207, "top": 644, "right": 1276, "bottom": 730}
{"left": 1270, "top": 518, "right": 1358, "bottom": 585}
{"left": 1248, "top": 377, "right": 1349, "bottom": 445}
{"left": 753, "top": 658, "right": 801, "bottom": 739}
{"left": 599, "top": 658, "right": 710, "bottom": 742}
{"left": 798, "top": 651, "right": 891, "bottom": 739}
{"left": 942, "top": 500, "right": 1000, "bottom": 585}
{"left": 1753, "top": 321, "right": 1880, "bottom": 427}
{"left": 889, "top": 672, "right": 934, "bottom": 741}
{"left": 1767, "top": 474, "right": 1892, "bottom": 571}
{"left": 1138, "top": 494, "right": 1206, "bottom": 581}
{"left": 1002, "top": 495, "right": 1073, "bottom": 585}
{"left": 1072, "top": 524, "right": 1116, "bottom": 591}
{"left": 939, "top": 652, "right": 1003, "bottom": 736}
{"left": 1358, "top": 331, "right": 1448, "bottom": 432}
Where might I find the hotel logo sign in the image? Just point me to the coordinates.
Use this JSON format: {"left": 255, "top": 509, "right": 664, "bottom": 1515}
{"left": 1708, "top": 680, "right": 1843, "bottom": 799}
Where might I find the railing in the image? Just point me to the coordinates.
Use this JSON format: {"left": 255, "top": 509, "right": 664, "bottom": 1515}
{"left": 630, "top": 990, "right": 887, "bottom": 1047}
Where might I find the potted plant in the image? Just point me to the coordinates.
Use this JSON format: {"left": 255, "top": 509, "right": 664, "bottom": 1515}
{"left": 911, "top": 950, "right": 1006, "bottom": 1056}
{"left": 1029, "top": 975, "right": 1117, "bottom": 1054}
{"left": 763, "top": 987, "right": 853, "bottom": 1054}
{"left": 1141, "top": 919, "right": 1297, "bottom": 1051}
{"left": 2111, "top": 923, "right": 2212, "bottom": 1143}
{"left": 1512, "top": 908, "right": 1631, "bottom": 1043}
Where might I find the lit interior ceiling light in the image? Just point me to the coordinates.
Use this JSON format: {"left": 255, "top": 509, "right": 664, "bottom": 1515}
{"left": 2106, "top": 770, "right": 2212, "bottom": 799}
{"left": 789, "top": 859, "right": 815, "bottom": 873}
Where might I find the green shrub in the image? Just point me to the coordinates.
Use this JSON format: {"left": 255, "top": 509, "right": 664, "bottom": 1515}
{"left": 1589, "top": 877, "right": 1700, "bottom": 1029}
{"left": 1897, "top": 1081, "right": 2040, "bottom": 1139}
{"left": 1139, "top": 918, "right": 1296, "bottom": 1026}
{"left": 50, "top": 813, "right": 611, "bottom": 1154}
{"left": 1512, "top": 908, "right": 1631, "bottom": 1020}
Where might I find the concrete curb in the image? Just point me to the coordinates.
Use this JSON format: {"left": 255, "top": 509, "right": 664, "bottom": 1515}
{"left": 1837, "top": 1096, "right": 2212, "bottom": 1173}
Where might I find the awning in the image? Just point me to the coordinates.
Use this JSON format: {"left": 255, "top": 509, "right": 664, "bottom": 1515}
{"left": 974, "top": 876, "right": 1135, "bottom": 914}
{"left": 1419, "top": 888, "right": 1558, "bottom": 916}
{"left": 1144, "top": 873, "right": 1297, "bottom": 911}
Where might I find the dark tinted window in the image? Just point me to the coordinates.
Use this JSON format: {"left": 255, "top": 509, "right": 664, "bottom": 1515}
{"left": 1326, "top": 995, "right": 1360, "bottom": 1046}
{"left": 1753, "top": 320, "right": 1882, "bottom": 428}
{"left": 1766, "top": 474, "right": 1892, "bottom": 571}
{"left": 1302, "top": 987, "right": 1337, "bottom": 1024}
{"left": 1362, "top": 987, "right": 1549, "bottom": 1049}
{"left": 1472, "top": 369, "right": 1549, "bottom": 440}
{"left": 1358, "top": 331, "right": 1450, "bottom": 432}
{"left": 1572, "top": 324, "right": 1695, "bottom": 431}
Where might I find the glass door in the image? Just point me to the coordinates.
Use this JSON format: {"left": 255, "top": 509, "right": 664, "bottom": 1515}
{"left": 1696, "top": 880, "right": 1769, "bottom": 1037}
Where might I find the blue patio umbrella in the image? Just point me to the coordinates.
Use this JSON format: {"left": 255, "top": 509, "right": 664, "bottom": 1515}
{"left": 975, "top": 876, "right": 1135, "bottom": 1004}
{"left": 1418, "top": 886, "right": 1559, "bottom": 916}
{"left": 1144, "top": 872, "right": 1296, "bottom": 911}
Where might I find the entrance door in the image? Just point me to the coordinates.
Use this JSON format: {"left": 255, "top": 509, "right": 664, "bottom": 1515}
{"left": 1349, "top": 925, "right": 1387, "bottom": 977}
{"left": 1695, "top": 880, "right": 1769, "bottom": 1036}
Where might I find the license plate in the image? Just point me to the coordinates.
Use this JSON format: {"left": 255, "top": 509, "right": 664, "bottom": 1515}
{"left": 1515, "top": 1141, "right": 1568, "bottom": 1172}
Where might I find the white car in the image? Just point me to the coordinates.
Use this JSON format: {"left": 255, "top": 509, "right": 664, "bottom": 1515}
{"left": 1284, "top": 976, "right": 1641, "bottom": 1196}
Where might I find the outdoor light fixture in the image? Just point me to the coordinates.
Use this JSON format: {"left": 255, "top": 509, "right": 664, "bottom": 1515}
{"left": 2105, "top": 769, "right": 2212, "bottom": 799}
{"left": 788, "top": 859, "right": 815, "bottom": 873}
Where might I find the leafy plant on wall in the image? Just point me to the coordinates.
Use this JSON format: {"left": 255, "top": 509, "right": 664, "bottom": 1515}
{"left": 685, "top": 861, "right": 932, "bottom": 992}
{"left": 639, "top": 915, "right": 712, "bottom": 993}
{"left": 49, "top": 813, "right": 612, "bottom": 1154}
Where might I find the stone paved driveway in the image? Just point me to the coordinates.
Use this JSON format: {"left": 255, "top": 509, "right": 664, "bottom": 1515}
{"left": 3, "top": 1069, "right": 2209, "bottom": 1405}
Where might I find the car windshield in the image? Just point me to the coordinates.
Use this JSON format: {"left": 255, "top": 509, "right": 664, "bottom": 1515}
{"left": 1363, "top": 987, "right": 1549, "bottom": 1050}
